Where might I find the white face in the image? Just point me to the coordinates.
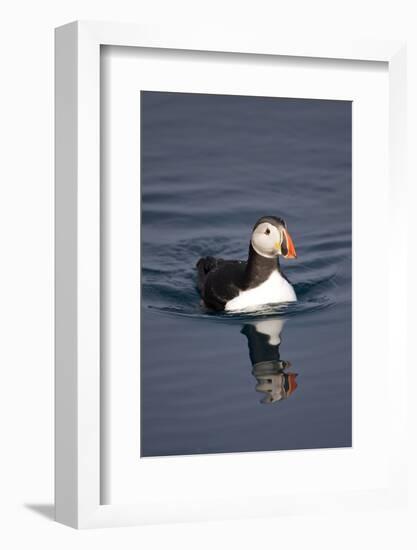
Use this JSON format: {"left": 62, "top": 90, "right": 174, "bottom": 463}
{"left": 251, "top": 222, "right": 282, "bottom": 258}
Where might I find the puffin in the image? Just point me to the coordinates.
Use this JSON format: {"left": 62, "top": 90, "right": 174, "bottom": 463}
{"left": 196, "top": 216, "right": 297, "bottom": 312}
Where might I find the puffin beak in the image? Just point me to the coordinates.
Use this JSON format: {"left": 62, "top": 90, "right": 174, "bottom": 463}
{"left": 282, "top": 228, "right": 297, "bottom": 259}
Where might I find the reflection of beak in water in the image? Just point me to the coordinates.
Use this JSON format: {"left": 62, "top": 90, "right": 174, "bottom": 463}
{"left": 241, "top": 319, "right": 298, "bottom": 404}
{"left": 253, "top": 361, "right": 297, "bottom": 404}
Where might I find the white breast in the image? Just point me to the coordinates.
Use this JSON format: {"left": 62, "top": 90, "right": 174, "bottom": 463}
{"left": 225, "top": 270, "right": 296, "bottom": 312}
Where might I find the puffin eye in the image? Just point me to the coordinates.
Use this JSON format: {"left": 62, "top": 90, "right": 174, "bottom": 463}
{"left": 265, "top": 228, "right": 271, "bottom": 235}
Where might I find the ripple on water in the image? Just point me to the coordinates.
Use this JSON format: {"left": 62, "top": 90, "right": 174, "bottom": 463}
{"left": 142, "top": 234, "right": 351, "bottom": 324}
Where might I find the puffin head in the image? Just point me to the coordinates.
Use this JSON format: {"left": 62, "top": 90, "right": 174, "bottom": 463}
{"left": 251, "top": 216, "right": 297, "bottom": 259}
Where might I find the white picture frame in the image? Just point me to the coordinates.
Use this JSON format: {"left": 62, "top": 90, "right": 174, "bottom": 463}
{"left": 55, "top": 21, "right": 407, "bottom": 529}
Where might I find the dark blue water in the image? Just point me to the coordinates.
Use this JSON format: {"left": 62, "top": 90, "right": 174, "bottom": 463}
{"left": 141, "top": 91, "right": 352, "bottom": 457}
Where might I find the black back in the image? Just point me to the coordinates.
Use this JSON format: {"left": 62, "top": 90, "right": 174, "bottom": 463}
{"left": 196, "top": 256, "right": 246, "bottom": 311}
{"left": 196, "top": 245, "right": 281, "bottom": 311}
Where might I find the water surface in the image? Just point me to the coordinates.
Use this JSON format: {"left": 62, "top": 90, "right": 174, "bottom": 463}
{"left": 141, "top": 91, "right": 352, "bottom": 457}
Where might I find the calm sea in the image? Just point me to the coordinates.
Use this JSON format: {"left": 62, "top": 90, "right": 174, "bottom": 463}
{"left": 141, "top": 91, "right": 352, "bottom": 457}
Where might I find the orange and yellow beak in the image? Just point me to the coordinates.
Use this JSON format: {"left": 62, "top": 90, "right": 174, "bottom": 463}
{"left": 283, "top": 228, "right": 297, "bottom": 259}
{"left": 274, "top": 228, "right": 297, "bottom": 259}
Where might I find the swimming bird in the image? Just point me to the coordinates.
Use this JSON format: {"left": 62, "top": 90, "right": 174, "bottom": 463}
{"left": 196, "top": 216, "right": 297, "bottom": 312}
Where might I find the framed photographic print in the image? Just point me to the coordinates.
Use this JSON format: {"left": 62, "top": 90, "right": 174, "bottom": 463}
{"left": 55, "top": 21, "right": 408, "bottom": 528}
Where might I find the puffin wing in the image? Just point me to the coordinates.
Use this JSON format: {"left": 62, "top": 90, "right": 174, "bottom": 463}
{"left": 196, "top": 256, "right": 246, "bottom": 311}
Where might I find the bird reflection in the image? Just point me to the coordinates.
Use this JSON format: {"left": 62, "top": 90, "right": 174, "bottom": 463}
{"left": 241, "top": 319, "right": 298, "bottom": 404}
